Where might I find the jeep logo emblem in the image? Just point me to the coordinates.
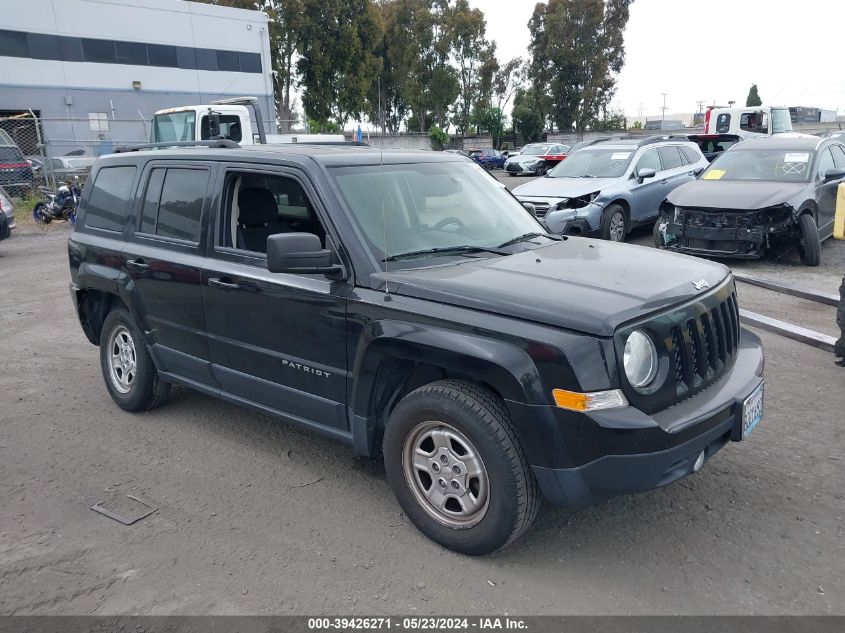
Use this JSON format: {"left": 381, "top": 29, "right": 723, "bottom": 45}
{"left": 692, "top": 279, "right": 710, "bottom": 290}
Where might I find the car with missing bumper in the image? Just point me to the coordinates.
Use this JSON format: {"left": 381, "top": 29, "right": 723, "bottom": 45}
{"left": 68, "top": 141, "right": 764, "bottom": 555}
{"left": 514, "top": 136, "right": 709, "bottom": 242}
{"left": 655, "top": 136, "right": 845, "bottom": 265}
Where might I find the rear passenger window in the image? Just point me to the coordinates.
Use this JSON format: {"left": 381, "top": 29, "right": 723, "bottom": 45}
{"left": 137, "top": 167, "right": 208, "bottom": 243}
{"left": 84, "top": 166, "right": 136, "bottom": 232}
{"left": 657, "top": 146, "right": 683, "bottom": 170}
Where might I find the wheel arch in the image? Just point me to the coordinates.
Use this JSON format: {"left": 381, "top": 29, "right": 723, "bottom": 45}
{"left": 348, "top": 322, "right": 544, "bottom": 459}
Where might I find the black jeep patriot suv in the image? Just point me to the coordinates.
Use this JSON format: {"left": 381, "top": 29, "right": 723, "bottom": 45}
{"left": 68, "top": 142, "right": 765, "bottom": 554}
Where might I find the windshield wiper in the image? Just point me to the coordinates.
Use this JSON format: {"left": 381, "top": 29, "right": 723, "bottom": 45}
{"left": 383, "top": 245, "right": 510, "bottom": 262}
{"left": 496, "top": 232, "right": 561, "bottom": 248}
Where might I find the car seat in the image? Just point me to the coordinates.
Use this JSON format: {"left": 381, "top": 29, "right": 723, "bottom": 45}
{"left": 237, "top": 187, "right": 279, "bottom": 253}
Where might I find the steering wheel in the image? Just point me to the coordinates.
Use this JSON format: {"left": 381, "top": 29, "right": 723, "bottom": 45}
{"left": 432, "top": 216, "right": 465, "bottom": 231}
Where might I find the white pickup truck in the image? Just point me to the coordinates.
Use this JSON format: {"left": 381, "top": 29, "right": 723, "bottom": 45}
{"left": 703, "top": 105, "right": 794, "bottom": 139}
{"left": 149, "top": 97, "right": 345, "bottom": 146}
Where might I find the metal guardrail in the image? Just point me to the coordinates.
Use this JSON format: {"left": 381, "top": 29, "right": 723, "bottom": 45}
{"left": 733, "top": 272, "right": 840, "bottom": 307}
{"left": 739, "top": 309, "right": 836, "bottom": 353}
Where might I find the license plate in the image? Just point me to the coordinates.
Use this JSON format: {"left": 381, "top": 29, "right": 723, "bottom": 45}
{"left": 740, "top": 382, "right": 764, "bottom": 440}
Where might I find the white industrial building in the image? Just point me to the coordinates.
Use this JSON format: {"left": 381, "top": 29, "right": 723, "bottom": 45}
{"left": 0, "top": 0, "right": 273, "bottom": 157}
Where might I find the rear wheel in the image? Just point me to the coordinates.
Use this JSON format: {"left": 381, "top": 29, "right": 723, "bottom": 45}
{"left": 32, "top": 202, "right": 49, "bottom": 224}
{"left": 798, "top": 213, "right": 820, "bottom": 266}
{"left": 382, "top": 380, "right": 540, "bottom": 555}
{"left": 601, "top": 204, "right": 627, "bottom": 242}
{"left": 99, "top": 308, "right": 170, "bottom": 411}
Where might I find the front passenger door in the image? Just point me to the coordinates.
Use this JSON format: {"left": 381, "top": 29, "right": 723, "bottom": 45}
{"left": 628, "top": 148, "right": 665, "bottom": 223}
{"left": 201, "top": 164, "right": 353, "bottom": 434}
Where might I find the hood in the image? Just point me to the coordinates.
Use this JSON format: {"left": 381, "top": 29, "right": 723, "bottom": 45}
{"left": 667, "top": 179, "right": 807, "bottom": 210}
{"left": 374, "top": 239, "right": 729, "bottom": 336}
{"left": 513, "top": 176, "right": 618, "bottom": 199}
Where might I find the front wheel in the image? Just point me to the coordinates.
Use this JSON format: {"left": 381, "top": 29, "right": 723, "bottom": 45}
{"left": 601, "top": 204, "right": 627, "bottom": 242}
{"left": 798, "top": 213, "right": 820, "bottom": 266}
{"left": 535, "top": 163, "right": 547, "bottom": 176}
{"left": 99, "top": 308, "right": 170, "bottom": 411}
{"left": 383, "top": 380, "right": 540, "bottom": 555}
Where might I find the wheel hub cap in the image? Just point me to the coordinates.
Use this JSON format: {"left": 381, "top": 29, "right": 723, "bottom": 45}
{"left": 107, "top": 326, "right": 137, "bottom": 394}
{"left": 402, "top": 421, "right": 489, "bottom": 529}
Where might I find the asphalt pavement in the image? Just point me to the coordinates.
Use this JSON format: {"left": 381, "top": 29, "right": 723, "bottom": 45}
{"left": 0, "top": 215, "right": 842, "bottom": 615}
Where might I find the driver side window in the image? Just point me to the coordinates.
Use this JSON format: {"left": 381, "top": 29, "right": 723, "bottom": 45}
{"left": 816, "top": 148, "right": 835, "bottom": 180}
{"left": 634, "top": 148, "right": 661, "bottom": 175}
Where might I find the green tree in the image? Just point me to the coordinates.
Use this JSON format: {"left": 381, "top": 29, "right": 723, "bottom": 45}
{"left": 528, "top": 0, "right": 631, "bottom": 132}
{"left": 429, "top": 124, "right": 449, "bottom": 150}
{"left": 746, "top": 83, "right": 762, "bottom": 107}
{"left": 470, "top": 106, "right": 506, "bottom": 147}
{"left": 297, "top": 0, "right": 384, "bottom": 129}
{"left": 447, "top": 0, "right": 496, "bottom": 134}
{"left": 511, "top": 87, "right": 544, "bottom": 143}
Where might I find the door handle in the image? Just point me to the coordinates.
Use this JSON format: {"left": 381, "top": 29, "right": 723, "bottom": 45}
{"left": 126, "top": 259, "right": 150, "bottom": 271}
{"left": 208, "top": 277, "right": 241, "bottom": 291}
{"left": 661, "top": 179, "right": 668, "bottom": 185}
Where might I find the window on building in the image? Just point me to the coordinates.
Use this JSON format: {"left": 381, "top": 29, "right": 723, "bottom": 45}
{"left": 82, "top": 38, "right": 116, "bottom": 63}
{"left": 195, "top": 48, "right": 218, "bottom": 71}
{"left": 27, "top": 33, "right": 61, "bottom": 60}
{"left": 116, "top": 40, "right": 148, "bottom": 66}
{"left": 147, "top": 44, "right": 177, "bottom": 68}
{"left": 217, "top": 49, "right": 240, "bottom": 72}
{"left": 84, "top": 166, "right": 137, "bottom": 233}
{"left": 239, "top": 52, "right": 261, "bottom": 73}
{"left": 88, "top": 113, "right": 110, "bottom": 132}
{"left": 58, "top": 37, "right": 84, "bottom": 62}
{"left": 0, "top": 29, "right": 28, "bottom": 57}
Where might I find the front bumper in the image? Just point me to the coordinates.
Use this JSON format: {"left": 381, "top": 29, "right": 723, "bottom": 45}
{"left": 521, "top": 328, "right": 764, "bottom": 508}
{"left": 506, "top": 162, "right": 540, "bottom": 174}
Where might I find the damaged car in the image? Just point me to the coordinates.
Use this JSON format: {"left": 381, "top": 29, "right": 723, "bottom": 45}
{"left": 514, "top": 137, "right": 708, "bottom": 241}
{"left": 654, "top": 136, "right": 845, "bottom": 266}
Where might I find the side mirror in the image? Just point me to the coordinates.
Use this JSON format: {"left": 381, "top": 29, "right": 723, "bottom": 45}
{"left": 522, "top": 202, "right": 537, "bottom": 217}
{"left": 823, "top": 168, "right": 845, "bottom": 182}
{"left": 267, "top": 233, "right": 341, "bottom": 275}
{"left": 693, "top": 166, "right": 706, "bottom": 176}
{"left": 637, "top": 167, "right": 657, "bottom": 183}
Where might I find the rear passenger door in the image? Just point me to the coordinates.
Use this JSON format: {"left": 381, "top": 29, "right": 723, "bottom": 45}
{"left": 657, "top": 145, "right": 695, "bottom": 198}
{"left": 814, "top": 145, "right": 843, "bottom": 237}
{"left": 123, "top": 162, "right": 216, "bottom": 386}
{"left": 200, "top": 164, "right": 352, "bottom": 434}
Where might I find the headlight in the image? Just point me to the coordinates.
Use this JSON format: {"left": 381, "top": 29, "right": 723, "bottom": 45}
{"left": 623, "top": 330, "right": 658, "bottom": 389}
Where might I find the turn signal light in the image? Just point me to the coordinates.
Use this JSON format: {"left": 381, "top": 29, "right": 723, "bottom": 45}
{"left": 552, "top": 388, "right": 628, "bottom": 412}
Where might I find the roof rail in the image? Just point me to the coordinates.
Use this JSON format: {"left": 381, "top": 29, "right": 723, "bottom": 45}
{"left": 113, "top": 140, "right": 240, "bottom": 153}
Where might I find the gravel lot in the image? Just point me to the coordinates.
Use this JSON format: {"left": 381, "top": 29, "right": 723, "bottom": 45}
{"left": 0, "top": 212, "right": 843, "bottom": 615}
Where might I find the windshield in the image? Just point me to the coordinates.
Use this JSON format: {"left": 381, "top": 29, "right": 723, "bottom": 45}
{"left": 331, "top": 161, "right": 546, "bottom": 266}
{"left": 522, "top": 144, "right": 551, "bottom": 156}
{"left": 151, "top": 111, "right": 196, "bottom": 143}
{"left": 548, "top": 148, "right": 633, "bottom": 178}
{"left": 771, "top": 108, "right": 792, "bottom": 134}
{"left": 702, "top": 148, "right": 814, "bottom": 182}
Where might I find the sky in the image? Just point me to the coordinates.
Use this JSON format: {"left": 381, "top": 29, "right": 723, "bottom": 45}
{"left": 468, "top": 0, "right": 845, "bottom": 118}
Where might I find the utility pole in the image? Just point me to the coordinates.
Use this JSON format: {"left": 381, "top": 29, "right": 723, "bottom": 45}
{"left": 696, "top": 100, "right": 705, "bottom": 114}
{"left": 660, "top": 93, "right": 668, "bottom": 122}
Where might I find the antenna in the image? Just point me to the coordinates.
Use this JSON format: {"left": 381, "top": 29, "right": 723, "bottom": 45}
{"left": 379, "top": 77, "right": 389, "bottom": 294}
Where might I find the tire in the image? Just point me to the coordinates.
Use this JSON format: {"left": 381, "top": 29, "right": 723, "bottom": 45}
{"left": 601, "top": 204, "right": 627, "bottom": 242}
{"left": 653, "top": 220, "right": 666, "bottom": 248}
{"left": 382, "top": 379, "right": 540, "bottom": 555}
{"left": 535, "top": 163, "right": 547, "bottom": 176}
{"left": 99, "top": 307, "right": 170, "bottom": 411}
{"left": 32, "top": 202, "right": 49, "bottom": 224}
{"left": 798, "top": 213, "right": 820, "bottom": 266}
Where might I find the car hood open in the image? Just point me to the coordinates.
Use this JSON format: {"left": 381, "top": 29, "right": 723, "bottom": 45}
{"left": 667, "top": 180, "right": 807, "bottom": 210}
{"left": 513, "top": 176, "right": 618, "bottom": 199}
{"left": 373, "top": 239, "right": 730, "bottom": 336}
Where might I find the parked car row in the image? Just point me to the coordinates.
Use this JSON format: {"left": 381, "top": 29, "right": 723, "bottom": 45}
{"left": 506, "top": 134, "right": 843, "bottom": 266}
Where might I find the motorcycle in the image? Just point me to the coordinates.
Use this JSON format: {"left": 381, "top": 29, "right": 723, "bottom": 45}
{"left": 33, "top": 181, "right": 81, "bottom": 225}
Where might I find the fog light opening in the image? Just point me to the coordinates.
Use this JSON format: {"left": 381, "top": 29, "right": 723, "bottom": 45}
{"left": 692, "top": 450, "right": 705, "bottom": 473}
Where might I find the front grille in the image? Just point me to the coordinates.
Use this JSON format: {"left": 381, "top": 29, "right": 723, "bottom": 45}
{"left": 617, "top": 279, "right": 741, "bottom": 414}
{"left": 668, "top": 289, "right": 740, "bottom": 399}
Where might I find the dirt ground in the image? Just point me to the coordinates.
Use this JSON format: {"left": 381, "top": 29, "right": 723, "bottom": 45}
{"left": 0, "top": 221, "right": 842, "bottom": 616}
